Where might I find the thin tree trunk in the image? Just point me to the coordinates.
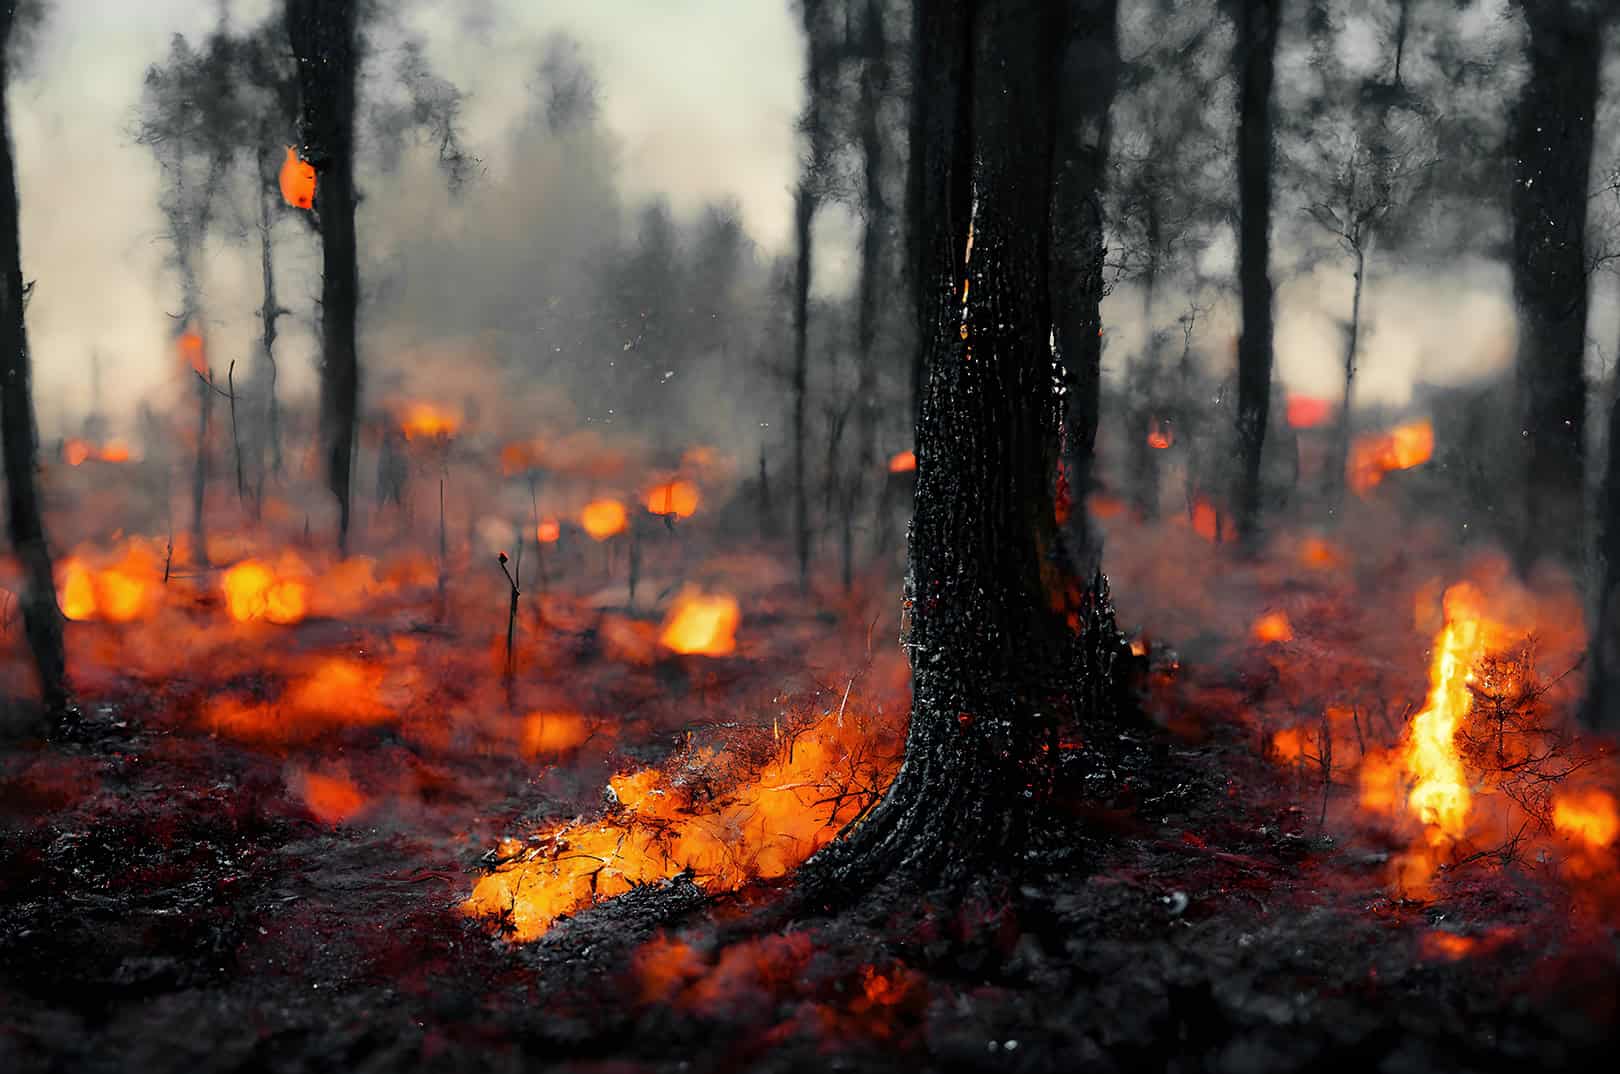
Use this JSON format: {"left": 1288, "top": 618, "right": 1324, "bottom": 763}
{"left": 1233, "top": 0, "right": 1281, "bottom": 549}
{"left": 850, "top": 0, "right": 889, "bottom": 586}
{"left": 287, "top": 0, "right": 361, "bottom": 557}
{"left": 257, "top": 146, "right": 283, "bottom": 478}
{"left": 791, "top": 183, "right": 814, "bottom": 594}
{"left": 1332, "top": 245, "right": 1365, "bottom": 501}
{"left": 804, "top": 0, "right": 1071, "bottom": 896}
{"left": 1051, "top": 0, "right": 1120, "bottom": 574}
{"left": 1509, "top": 0, "right": 1601, "bottom": 572}
{"left": 0, "top": 24, "right": 68, "bottom": 714}
{"left": 191, "top": 372, "right": 210, "bottom": 566}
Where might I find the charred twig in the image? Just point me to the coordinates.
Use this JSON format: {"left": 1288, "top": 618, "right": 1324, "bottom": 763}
{"left": 498, "top": 551, "right": 520, "bottom": 686}
{"left": 226, "top": 360, "right": 248, "bottom": 513}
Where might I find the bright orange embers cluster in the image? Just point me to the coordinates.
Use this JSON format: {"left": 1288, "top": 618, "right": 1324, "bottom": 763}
{"left": 659, "top": 589, "right": 740, "bottom": 656}
{"left": 1348, "top": 419, "right": 1433, "bottom": 495}
{"left": 463, "top": 707, "right": 897, "bottom": 941}
{"left": 887, "top": 450, "right": 916, "bottom": 473}
{"left": 1146, "top": 418, "right": 1173, "bottom": 450}
{"left": 397, "top": 402, "right": 461, "bottom": 441}
{"left": 279, "top": 146, "right": 316, "bottom": 209}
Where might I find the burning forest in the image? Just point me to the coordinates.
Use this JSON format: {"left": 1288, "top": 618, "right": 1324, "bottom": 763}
{"left": 3, "top": 1, "right": 1620, "bottom": 1072}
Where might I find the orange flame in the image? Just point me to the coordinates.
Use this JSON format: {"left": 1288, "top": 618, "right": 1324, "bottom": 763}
{"left": 1553, "top": 788, "right": 1620, "bottom": 849}
{"left": 178, "top": 329, "right": 207, "bottom": 376}
{"left": 535, "top": 518, "right": 560, "bottom": 544}
{"left": 297, "top": 771, "right": 367, "bottom": 825}
{"left": 1251, "top": 610, "right": 1294, "bottom": 644}
{"left": 580, "top": 499, "right": 628, "bottom": 541}
{"left": 1146, "top": 419, "right": 1173, "bottom": 450}
{"left": 887, "top": 450, "right": 916, "bottom": 473}
{"left": 659, "top": 590, "right": 739, "bottom": 656}
{"left": 279, "top": 146, "right": 316, "bottom": 209}
{"left": 1348, "top": 419, "right": 1434, "bottom": 495}
{"left": 57, "top": 550, "right": 157, "bottom": 623}
{"left": 221, "top": 559, "right": 310, "bottom": 625}
{"left": 644, "top": 479, "right": 700, "bottom": 519}
{"left": 398, "top": 402, "right": 461, "bottom": 441}
{"left": 521, "top": 712, "right": 591, "bottom": 756}
{"left": 1286, "top": 395, "right": 1333, "bottom": 429}
{"left": 1401, "top": 583, "right": 1484, "bottom": 844}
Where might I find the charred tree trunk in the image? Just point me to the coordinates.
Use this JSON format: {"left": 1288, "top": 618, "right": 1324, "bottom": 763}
{"left": 1051, "top": 0, "right": 1120, "bottom": 573}
{"left": 1232, "top": 0, "right": 1280, "bottom": 549}
{"left": 191, "top": 372, "right": 210, "bottom": 565}
{"left": 791, "top": 0, "right": 837, "bottom": 595}
{"left": 0, "top": 20, "right": 68, "bottom": 714}
{"left": 803, "top": 0, "right": 1070, "bottom": 896}
{"left": 848, "top": 0, "right": 890, "bottom": 589}
{"left": 256, "top": 145, "right": 284, "bottom": 479}
{"left": 286, "top": 0, "right": 361, "bottom": 556}
{"left": 1331, "top": 245, "right": 1364, "bottom": 502}
{"left": 1509, "top": 0, "right": 1601, "bottom": 573}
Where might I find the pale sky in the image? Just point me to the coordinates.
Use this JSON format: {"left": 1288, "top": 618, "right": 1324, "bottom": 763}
{"left": 9, "top": 0, "right": 808, "bottom": 432}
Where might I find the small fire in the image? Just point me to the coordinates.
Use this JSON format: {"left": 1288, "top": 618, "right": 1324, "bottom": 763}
{"left": 57, "top": 549, "right": 157, "bottom": 623}
{"left": 221, "top": 559, "right": 310, "bottom": 625}
{"left": 63, "top": 439, "right": 133, "bottom": 466}
{"left": 178, "top": 328, "right": 207, "bottom": 376}
{"left": 1286, "top": 395, "right": 1333, "bottom": 429}
{"left": 659, "top": 589, "right": 739, "bottom": 656}
{"left": 887, "top": 450, "right": 916, "bottom": 473}
{"left": 580, "top": 499, "right": 628, "bottom": 540}
{"left": 1402, "top": 583, "right": 1485, "bottom": 844}
{"left": 279, "top": 146, "right": 316, "bottom": 209}
{"left": 521, "top": 711, "right": 591, "bottom": 756}
{"left": 644, "top": 479, "right": 700, "bottom": 519}
{"left": 1251, "top": 610, "right": 1294, "bottom": 644}
{"left": 535, "top": 518, "right": 561, "bottom": 544}
{"left": 501, "top": 439, "right": 544, "bottom": 475}
{"left": 398, "top": 402, "right": 461, "bottom": 441}
{"left": 1553, "top": 788, "right": 1620, "bottom": 849}
{"left": 1146, "top": 419, "right": 1173, "bottom": 450}
{"left": 1298, "top": 535, "right": 1346, "bottom": 570}
{"left": 1348, "top": 419, "right": 1434, "bottom": 495}
{"left": 296, "top": 770, "right": 367, "bottom": 825}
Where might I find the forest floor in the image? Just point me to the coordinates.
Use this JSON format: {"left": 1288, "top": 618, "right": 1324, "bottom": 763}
{"left": 2, "top": 532, "right": 1618, "bottom": 1073}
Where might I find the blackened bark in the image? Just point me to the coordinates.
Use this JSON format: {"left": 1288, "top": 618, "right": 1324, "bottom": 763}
{"left": 791, "top": 0, "right": 837, "bottom": 595}
{"left": 0, "top": 16, "right": 67, "bottom": 714}
{"left": 1233, "top": 0, "right": 1280, "bottom": 549}
{"left": 803, "top": 0, "right": 1070, "bottom": 895}
{"left": 256, "top": 145, "right": 283, "bottom": 478}
{"left": 1331, "top": 246, "right": 1364, "bottom": 503}
{"left": 1051, "top": 0, "right": 1120, "bottom": 573}
{"left": 848, "top": 0, "right": 890, "bottom": 590}
{"left": 191, "top": 372, "right": 210, "bottom": 566}
{"left": 1509, "top": 0, "right": 1601, "bottom": 572}
{"left": 286, "top": 0, "right": 361, "bottom": 556}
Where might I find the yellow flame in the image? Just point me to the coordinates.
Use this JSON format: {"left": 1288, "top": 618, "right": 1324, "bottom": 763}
{"left": 1403, "top": 583, "right": 1483, "bottom": 843}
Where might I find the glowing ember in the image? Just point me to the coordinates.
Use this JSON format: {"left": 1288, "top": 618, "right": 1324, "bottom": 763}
{"left": 1271, "top": 726, "right": 1313, "bottom": 763}
{"left": 1286, "top": 395, "right": 1333, "bottom": 429}
{"left": 297, "top": 771, "right": 367, "bottom": 825}
{"left": 178, "top": 329, "right": 207, "bottom": 376}
{"left": 644, "top": 479, "right": 700, "bottom": 519}
{"left": 580, "top": 499, "right": 628, "bottom": 540}
{"left": 887, "top": 450, "right": 916, "bottom": 473}
{"left": 1402, "top": 583, "right": 1484, "bottom": 844}
{"left": 521, "top": 711, "right": 590, "bottom": 756}
{"left": 1553, "top": 788, "right": 1620, "bottom": 849}
{"left": 63, "top": 440, "right": 92, "bottom": 467}
{"left": 536, "top": 518, "right": 561, "bottom": 544}
{"left": 501, "top": 439, "right": 544, "bottom": 475}
{"left": 279, "top": 146, "right": 316, "bottom": 209}
{"left": 221, "top": 559, "right": 310, "bottom": 625}
{"left": 1348, "top": 419, "right": 1433, "bottom": 495}
{"left": 398, "top": 402, "right": 461, "bottom": 441}
{"left": 1298, "top": 535, "right": 1346, "bottom": 570}
{"left": 1252, "top": 610, "right": 1294, "bottom": 644}
{"left": 659, "top": 590, "right": 739, "bottom": 656}
{"left": 1146, "top": 419, "right": 1173, "bottom": 450}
